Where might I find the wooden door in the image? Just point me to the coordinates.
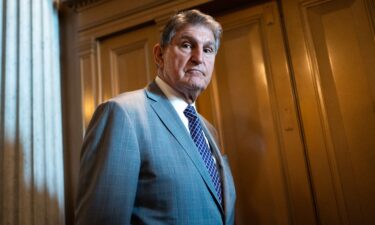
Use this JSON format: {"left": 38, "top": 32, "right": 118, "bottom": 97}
{"left": 80, "top": 25, "right": 158, "bottom": 127}
{"left": 198, "top": 2, "right": 316, "bottom": 224}
{"left": 281, "top": 0, "right": 375, "bottom": 224}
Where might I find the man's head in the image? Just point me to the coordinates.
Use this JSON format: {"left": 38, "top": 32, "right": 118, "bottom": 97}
{"left": 153, "top": 10, "right": 222, "bottom": 104}
{"left": 160, "top": 10, "right": 222, "bottom": 53}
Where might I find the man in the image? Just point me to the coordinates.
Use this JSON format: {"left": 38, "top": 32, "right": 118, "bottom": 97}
{"left": 75, "top": 9, "right": 236, "bottom": 225}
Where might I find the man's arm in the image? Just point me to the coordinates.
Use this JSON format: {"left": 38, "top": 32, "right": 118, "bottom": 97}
{"left": 75, "top": 101, "right": 140, "bottom": 225}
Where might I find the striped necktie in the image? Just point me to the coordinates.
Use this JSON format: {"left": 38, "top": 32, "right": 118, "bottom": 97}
{"left": 183, "top": 105, "right": 222, "bottom": 204}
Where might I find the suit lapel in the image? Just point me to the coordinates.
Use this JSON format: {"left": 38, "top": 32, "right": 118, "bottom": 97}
{"left": 201, "top": 121, "right": 234, "bottom": 220}
{"left": 145, "top": 82, "right": 224, "bottom": 214}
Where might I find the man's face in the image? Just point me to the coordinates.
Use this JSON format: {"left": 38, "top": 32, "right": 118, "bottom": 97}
{"left": 154, "top": 24, "right": 217, "bottom": 101}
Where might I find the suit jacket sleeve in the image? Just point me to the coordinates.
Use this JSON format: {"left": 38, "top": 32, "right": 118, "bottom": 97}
{"left": 75, "top": 101, "right": 140, "bottom": 225}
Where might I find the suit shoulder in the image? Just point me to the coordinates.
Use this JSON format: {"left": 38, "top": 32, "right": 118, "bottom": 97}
{"left": 96, "top": 89, "right": 147, "bottom": 112}
{"left": 108, "top": 89, "right": 146, "bottom": 105}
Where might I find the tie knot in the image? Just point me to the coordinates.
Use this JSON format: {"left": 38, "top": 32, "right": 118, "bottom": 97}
{"left": 183, "top": 105, "right": 198, "bottom": 120}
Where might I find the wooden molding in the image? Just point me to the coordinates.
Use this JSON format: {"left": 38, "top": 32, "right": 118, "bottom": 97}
{"left": 76, "top": 0, "right": 210, "bottom": 33}
{"left": 61, "top": 0, "right": 107, "bottom": 10}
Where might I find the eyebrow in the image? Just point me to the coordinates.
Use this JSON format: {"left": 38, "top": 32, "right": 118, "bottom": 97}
{"left": 178, "top": 34, "right": 215, "bottom": 47}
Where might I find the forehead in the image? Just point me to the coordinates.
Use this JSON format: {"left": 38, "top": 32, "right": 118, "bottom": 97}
{"left": 172, "top": 24, "right": 215, "bottom": 43}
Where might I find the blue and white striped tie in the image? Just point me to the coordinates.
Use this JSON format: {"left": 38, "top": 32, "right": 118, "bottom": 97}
{"left": 184, "top": 105, "right": 222, "bottom": 204}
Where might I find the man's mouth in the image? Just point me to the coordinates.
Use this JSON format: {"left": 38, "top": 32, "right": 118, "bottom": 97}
{"left": 185, "top": 69, "right": 204, "bottom": 76}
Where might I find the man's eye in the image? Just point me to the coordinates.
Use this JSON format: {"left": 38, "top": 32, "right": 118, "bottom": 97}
{"left": 204, "top": 47, "right": 214, "bottom": 53}
{"left": 181, "top": 43, "right": 192, "bottom": 49}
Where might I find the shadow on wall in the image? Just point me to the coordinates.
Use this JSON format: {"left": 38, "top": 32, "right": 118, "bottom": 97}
{"left": 1, "top": 138, "right": 65, "bottom": 225}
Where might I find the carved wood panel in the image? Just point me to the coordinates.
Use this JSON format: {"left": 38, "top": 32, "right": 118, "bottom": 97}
{"left": 79, "top": 46, "right": 98, "bottom": 128}
{"left": 199, "top": 2, "right": 316, "bottom": 224}
{"left": 98, "top": 26, "right": 158, "bottom": 101}
{"left": 283, "top": 0, "right": 375, "bottom": 224}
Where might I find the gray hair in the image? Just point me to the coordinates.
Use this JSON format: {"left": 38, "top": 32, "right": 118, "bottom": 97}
{"left": 159, "top": 9, "right": 223, "bottom": 52}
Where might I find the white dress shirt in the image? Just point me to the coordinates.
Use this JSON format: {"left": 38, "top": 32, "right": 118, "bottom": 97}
{"left": 155, "top": 76, "right": 218, "bottom": 164}
{"left": 155, "top": 76, "right": 192, "bottom": 133}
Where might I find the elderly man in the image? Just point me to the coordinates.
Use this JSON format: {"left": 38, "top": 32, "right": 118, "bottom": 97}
{"left": 75, "top": 9, "right": 236, "bottom": 225}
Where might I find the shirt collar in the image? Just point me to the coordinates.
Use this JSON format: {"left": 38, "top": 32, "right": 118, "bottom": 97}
{"left": 155, "top": 76, "right": 196, "bottom": 113}
{"left": 155, "top": 76, "right": 209, "bottom": 141}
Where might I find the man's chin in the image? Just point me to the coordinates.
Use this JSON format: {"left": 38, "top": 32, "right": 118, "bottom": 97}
{"left": 189, "top": 77, "right": 209, "bottom": 88}
{"left": 189, "top": 81, "right": 208, "bottom": 91}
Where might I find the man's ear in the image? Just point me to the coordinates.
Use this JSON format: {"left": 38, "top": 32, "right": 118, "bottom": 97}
{"left": 153, "top": 43, "right": 164, "bottom": 69}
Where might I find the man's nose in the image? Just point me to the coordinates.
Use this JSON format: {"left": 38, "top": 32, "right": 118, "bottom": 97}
{"left": 190, "top": 47, "right": 203, "bottom": 64}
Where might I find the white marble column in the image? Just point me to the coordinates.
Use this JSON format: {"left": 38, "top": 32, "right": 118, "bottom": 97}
{"left": 0, "top": 0, "right": 65, "bottom": 224}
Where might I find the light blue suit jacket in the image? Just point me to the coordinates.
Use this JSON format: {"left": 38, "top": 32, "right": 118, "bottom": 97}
{"left": 75, "top": 81, "right": 236, "bottom": 225}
